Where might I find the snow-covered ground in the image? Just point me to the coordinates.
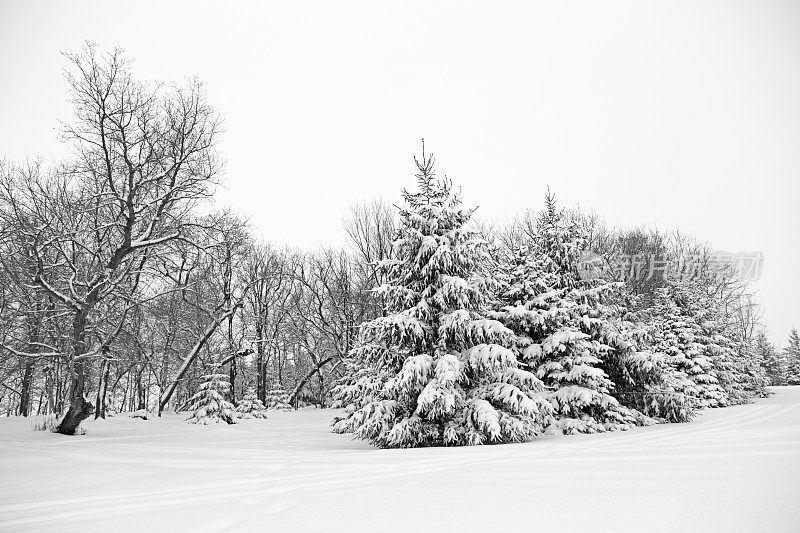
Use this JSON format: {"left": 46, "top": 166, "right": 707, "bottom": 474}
{"left": 1, "top": 388, "right": 799, "bottom": 532}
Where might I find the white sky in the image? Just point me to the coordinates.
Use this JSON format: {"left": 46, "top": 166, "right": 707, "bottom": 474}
{"left": 1, "top": 1, "right": 798, "bottom": 346}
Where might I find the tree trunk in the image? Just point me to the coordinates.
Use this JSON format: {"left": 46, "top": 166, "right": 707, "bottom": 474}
{"left": 36, "top": 387, "right": 45, "bottom": 415}
{"left": 135, "top": 364, "right": 146, "bottom": 411}
{"left": 145, "top": 368, "right": 152, "bottom": 409}
{"left": 17, "top": 360, "right": 35, "bottom": 416}
{"left": 317, "top": 370, "right": 326, "bottom": 408}
{"left": 56, "top": 361, "right": 93, "bottom": 434}
{"left": 256, "top": 350, "right": 265, "bottom": 404}
{"left": 56, "top": 313, "right": 94, "bottom": 435}
{"left": 120, "top": 375, "right": 129, "bottom": 412}
{"left": 94, "top": 359, "right": 110, "bottom": 419}
{"left": 256, "top": 320, "right": 266, "bottom": 403}
{"left": 44, "top": 368, "right": 55, "bottom": 415}
{"left": 229, "top": 358, "right": 237, "bottom": 404}
{"left": 54, "top": 365, "right": 63, "bottom": 414}
{"left": 18, "top": 315, "right": 41, "bottom": 417}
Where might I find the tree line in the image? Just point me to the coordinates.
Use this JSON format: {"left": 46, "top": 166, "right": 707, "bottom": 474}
{"left": 0, "top": 47, "right": 796, "bottom": 439}
{"left": 329, "top": 150, "right": 793, "bottom": 448}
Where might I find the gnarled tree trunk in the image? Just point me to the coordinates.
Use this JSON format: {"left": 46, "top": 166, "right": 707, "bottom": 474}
{"left": 56, "top": 313, "right": 94, "bottom": 435}
{"left": 56, "top": 363, "right": 93, "bottom": 434}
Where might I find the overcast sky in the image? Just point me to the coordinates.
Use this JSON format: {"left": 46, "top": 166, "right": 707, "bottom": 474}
{"left": 1, "top": 0, "right": 798, "bottom": 345}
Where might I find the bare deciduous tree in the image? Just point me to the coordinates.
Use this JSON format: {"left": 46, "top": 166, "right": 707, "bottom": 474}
{"left": 0, "top": 45, "right": 221, "bottom": 434}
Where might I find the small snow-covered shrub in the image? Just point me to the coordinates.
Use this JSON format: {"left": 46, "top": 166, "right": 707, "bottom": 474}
{"left": 186, "top": 369, "right": 238, "bottom": 425}
{"left": 265, "top": 383, "right": 292, "bottom": 411}
{"left": 236, "top": 388, "right": 269, "bottom": 419}
{"left": 31, "top": 414, "right": 58, "bottom": 432}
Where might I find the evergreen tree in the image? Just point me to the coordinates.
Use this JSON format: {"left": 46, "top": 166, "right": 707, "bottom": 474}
{"left": 728, "top": 336, "right": 770, "bottom": 400}
{"left": 186, "top": 367, "right": 238, "bottom": 425}
{"left": 698, "top": 307, "right": 767, "bottom": 404}
{"left": 729, "top": 323, "right": 771, "bottom": 400}
{"left": 757, "top": 332, "right": 786, "bottom": 386}
{"left": 492, "top": 201, "right": 652, "bottom": 434}
{"left": 265, "top": 382, "right": 293, "bottom": 411}
{"left": 333, "top": 147, "right": 552, "bottom": 447}
{"left": 667, "top": 279, "right": 768, "bottom": 404}
{"left": 785, "top": 328, "right": 800, "bottom": 385}
{"left": 236, "top": 387, "right": 269, "bottom": 418}
{"left": 648, "top": 284, "right": 728, "bottom": 409}
{"left": 603, "top": 309, "right": 696, "bottom": 424}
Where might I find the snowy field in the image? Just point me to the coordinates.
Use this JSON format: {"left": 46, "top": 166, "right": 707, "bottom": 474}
{"left": 1, "top": 388, "right": 799, "bottom": 532}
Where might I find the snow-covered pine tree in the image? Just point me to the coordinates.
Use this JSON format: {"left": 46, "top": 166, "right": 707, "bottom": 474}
{"left": 264, "top": 382, "right": 293, "bottom": 411}
{"left": 492, "top": 202, "right": 648, "bottom": 435}
{"left": 236, "top": 387, "right": 269, "bottom": 418}
{"left": 785, "top": 328, "right": 800, "bottom": 386}
{"left": 186, "top": 367, "right": 238, "bottom": 425}
{"left": 757, "top": 332, "right": 786, "bottom": 386}
{"left": 333, "top": 146, "right": 552, "bottom": 448}
{"left": 722, "top": 325, "right": 770, "bottom": 401}
{"left": 697, "top": 304, "right": 767, "bottom": 404}
{"left": 603, "top": 309, "right": 696, "bottom": 424}
{"left": 648, "top": 284, "right": 728, "bottom": 409}
{"left": 666, "top": 278, "right": 769, "bottom": 404}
